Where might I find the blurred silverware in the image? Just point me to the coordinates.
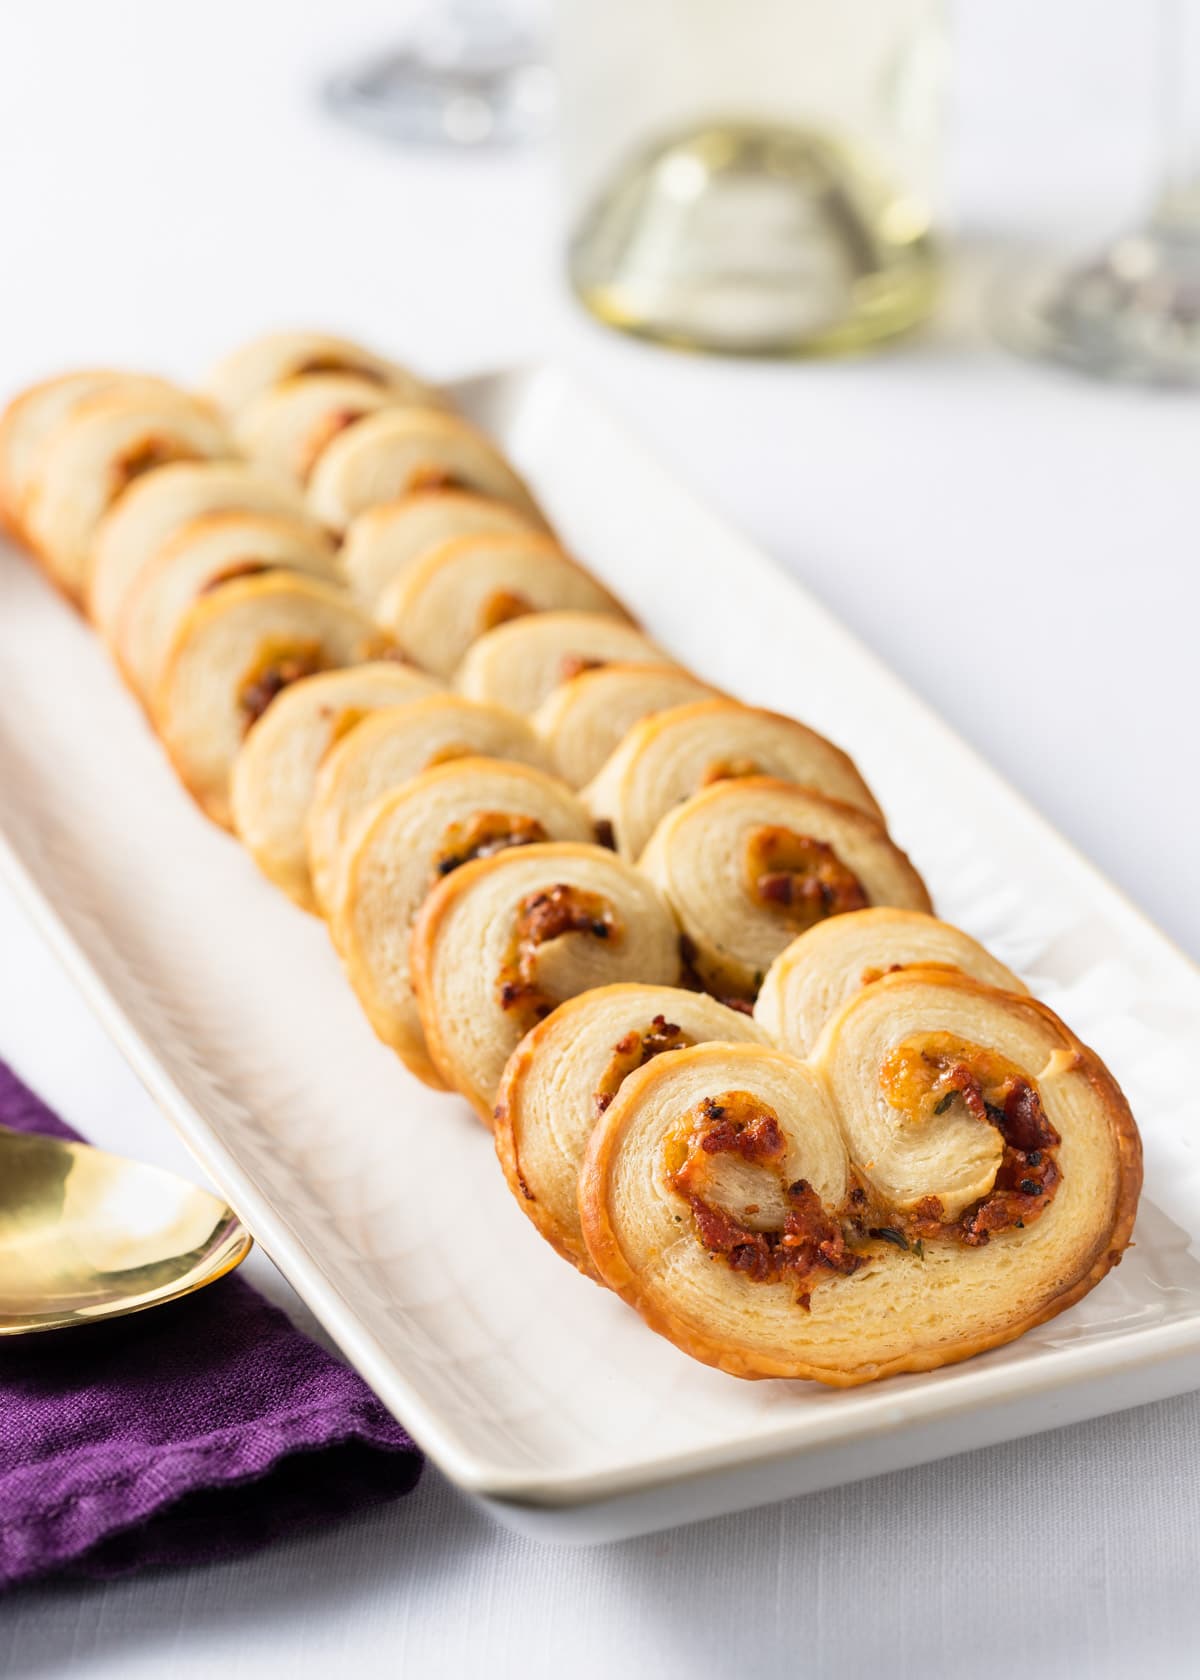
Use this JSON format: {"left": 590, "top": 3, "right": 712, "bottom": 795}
{"left": 324, "top": 1, "right": 554, "bottom": 149}
{"left": 1001, "top": 0, "right": 1200, "bottom": 385}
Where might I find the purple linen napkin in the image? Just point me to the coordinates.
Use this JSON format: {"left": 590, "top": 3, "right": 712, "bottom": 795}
{"left": 0, "top": 1060, "right": 422, "bottom": 1590}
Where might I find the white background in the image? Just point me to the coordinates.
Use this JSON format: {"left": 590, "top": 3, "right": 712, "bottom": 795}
{"left": 1, "top": 1, "right": 1198, "bottom": 1675}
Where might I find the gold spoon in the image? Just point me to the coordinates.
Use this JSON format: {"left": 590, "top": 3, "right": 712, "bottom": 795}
{"left": 0, "top": 1124, "right": 252, "bottom": 1334}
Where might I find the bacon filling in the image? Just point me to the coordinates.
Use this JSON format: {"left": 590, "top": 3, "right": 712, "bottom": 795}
{"left": 594, "top": 1015, "right": 693, "bottom": 1116}
{"left": 197, "top": 560, "right": 274, "bottom": 596}
{"left": 109, "top": 439, "right": 199, "bottom": 505}
{"left": 238, "top": 638, "right": 328, "bottom": 730}
{"left": 745, "top": 826, "right": 869, "bottom": 931}
{"left": 407, "top": 465, "right": 466, "bottom": 494}
{"left": 497, "top": 884, "right": 620, "bottom": 1028}
{"left": 293, "top": 357, "right": 388, "bottom": 383}
{"left": 879, "top": 1033, "right": 1062, "bottom": 1246}
{"left": 433, "top": 810, "right": 547, "bottom": 879}
{"left": 299, "top": 408, "right": 371, "bottom": 481}
{"left": 700, "top": 755, "right": 761, "bottom": 786}
{"left": 559, "top": 655, "right": 607, "bottom": 682}
{"left": 480, "top": 589, "right": 534, "bottom": 633}
{"left": 667, "top": 1091, "right": 861, "bottom": 1308}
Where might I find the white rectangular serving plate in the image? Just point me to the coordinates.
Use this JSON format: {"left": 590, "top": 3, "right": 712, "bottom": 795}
{"left": 3, "top": 363, "right": 1200, "bottom": 1546}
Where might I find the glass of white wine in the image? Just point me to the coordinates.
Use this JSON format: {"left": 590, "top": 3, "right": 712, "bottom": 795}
{"left": 1004, "top": 0, "right": 1200, "bottom": 385}
{"left": 556, "top": 0, "right": 947, "bottom": 356}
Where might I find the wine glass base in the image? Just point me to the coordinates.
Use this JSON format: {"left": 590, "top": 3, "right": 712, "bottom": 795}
{"left": 1000, "top": 223, "right": 1200, "bottom": 387}
{"left": 569, "top": 122, "right": 938, "bottom": 357}
{"left": 324, "top": 40, "right": 553, "bottom": 149}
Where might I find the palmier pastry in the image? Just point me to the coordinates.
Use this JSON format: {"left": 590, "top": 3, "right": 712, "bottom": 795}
{"left": 579, "top": 1041, "right": 855, "bottom": 1374}
{"left": 88, "top": 461, "right": 313, "bottom": 640}
{"left": 814, "top": 970, "right": 1141, "bottom": 1372}
{"left": 586, "top": 698, "right": 882, "bottom": 859}
{"left": 232, "top": 373, "right": 410, "bottom": 484}
{"left": 307, "top": 408, "right": 544, "bottom": 533}
{"left": 756, "top": 908, "right": 1027, "bottom": 1060}
{"left": 533, "top": 663, "right": 719, "bottom": 788}
{"left": 306, "top": 694, "right": 552, "bottom": 912}
{"left": 203, "top": 330, "right": 436, "bottom": 417}
{"left": 331, "top": 757, "right": 593, "bottom": 1085}
{"left": 115, "top": 510, "right": 341, "bottom": 701}
{"left": 375, "top": 532, "right": 629, "bottom": 678}
{"left": 494, "top": 984, "right": 764, "bottom": 1275}
{"left": 152, "top": 572, "right": 389, "bottom": 827}
{"left": 410, "top": 842, "right": 681, "bottom": 1122}
{"left": 639, "top": 776, "right": 931, "bottom": 1000}
{"left": 456, "top": 611, "right": 670, "bottom": 718}
{"left": 231, "top": 662, "right": 443, "bottom": 911}
{"left": 341, "top": 490, "right": 539, "bottom": 610}
{"left": 23, "top": 389, "right": 232, "bottom": 602}
{"left": 0, "top": 369, "right": 177, "bottom": 536}
{"left": 579, "top": 981, "right": 1140, "bottom": 1383}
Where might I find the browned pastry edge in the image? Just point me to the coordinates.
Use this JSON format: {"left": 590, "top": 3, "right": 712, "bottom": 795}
{"left": 578, "top": 968, "right": 1142, "bottom": 1385}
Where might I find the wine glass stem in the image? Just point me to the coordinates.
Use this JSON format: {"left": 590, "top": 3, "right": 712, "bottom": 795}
{"left": 1155, "top": 0, "right": 1200, "bottom": 227}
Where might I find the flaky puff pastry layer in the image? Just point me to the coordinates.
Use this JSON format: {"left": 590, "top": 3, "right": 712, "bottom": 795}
{"left": 24, "top": 389, "right": 232, "bottom": 603}
{"left": 305, "top": 694, "right": 552, "bottom": 914}
{"left": 152, "top": 572, "right": 389, "bottom": 828}
{"left": 376, "top": 531, "right": 630, "bottom": 679}
{"left": 231, "top": 661, "right": 443, "bottom": 911}
{"left": 411, "top": 842, "right": 681, "bottom": 1123}
{"left": 495, "top": 984, "right": 765, "bottom": 1276}
{"left": 115, "top": 510, "right": 341, "bottom": 702}
{"left": 533, "top": 663, "right": 719, "bottom": 788}
{"left": 584, "top": 698, "right": 883, "bottom": 860}
{"left": 580, "top": 977, "right": 1140, "bottom": 1384}
{"left": 639, "top": 776, "right": 931, "bottom": 999}
{"left": 755, "top": 907, "right": 1028, "bottom": 1060}
{"left": 203, "top": 330, "right": 437, "bottom": 419}
{"left": 330, "top": 757, "right": 593, "bottom": 1088}
{"left": 88, "top": 461, "right": 313, "bottom": 641}
{"left": 341, "top": 490, "right": 541, "bottom": 611}
{"left": 232, "top": 373, "right": 416, "bottom": 485}
{"left": 0, "top": 370, "right": 179, "bottom": 538}
{"left": 307, "top": 408, "right": 545, "bottom": 534}
{"left": 455, "top": 611, "right": 671, "bottom": 719}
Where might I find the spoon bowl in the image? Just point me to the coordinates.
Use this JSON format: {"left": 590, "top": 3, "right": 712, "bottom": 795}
{"left": 0, "top": 1124, "right": 252, "bottom": 1334}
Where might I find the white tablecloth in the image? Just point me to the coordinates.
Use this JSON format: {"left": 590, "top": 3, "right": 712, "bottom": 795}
{"left": 2, "top": 2, "right": 1198, "bottom": 1674}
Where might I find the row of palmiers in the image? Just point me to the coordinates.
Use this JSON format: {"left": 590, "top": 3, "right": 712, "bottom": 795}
{"left": 166, "top": 364, "right": 934, "bottom": 1112}
{"left": 0, "top": 331, "right": 434, "bottom": 600}
{"left": 494, "top": 911, "right": 1140, "bottom": 1384}
{"left": 236, "top": 620, "right": 924, "bottom": 1095}
{"left": 0, "top": 348, "right": 696, "bottom": 1109}
{"left": 232, "top": 646, "right": 687, "bottom": 915}
{"left": 2, "top": 340, "right": 928, "bottom": 1006}
{"left": 160, "top": 587, "right": 669, "bottom": 828}
{"left": 271, "top": 599, "right": 1133, "bottom": 1388}
{"left": 0, "top": 343, "right": 842, "bottom": 1100}
{"left": 0, "top": 342, "right": 784, "bottom": 944}
{"left": 6, "top": 338, "right": 891, "bottom": 840}
{"left": 1, "top": 332, "right": 571, "bottom": 635}
{"left": 0, "top": 332, "right": 669, "bottom": 827}
{"left": 233, "top": 697, "right": 928, "bottom": 1116}
{"left": 2, "top": 334, "right": 1141, "bottom": 1385}
{"left": 4, "top": 335, "right": 856, "bottom": 855}
{"left": 0, "top": 360, "right": 904, "bottom": 1046}
{"left": 0, "top": 329, "right": 570, "bottom": 654}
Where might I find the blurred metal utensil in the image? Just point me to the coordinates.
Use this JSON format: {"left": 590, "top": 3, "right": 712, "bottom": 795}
{"left": 0, "top": 1124, "right": 251, "bottom": 1335}
{"left": 324, "top": 1, "right": 554, "bottom": 149}
{"left": 1000, "top": 0, "right": 1200, "bottom": 386}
